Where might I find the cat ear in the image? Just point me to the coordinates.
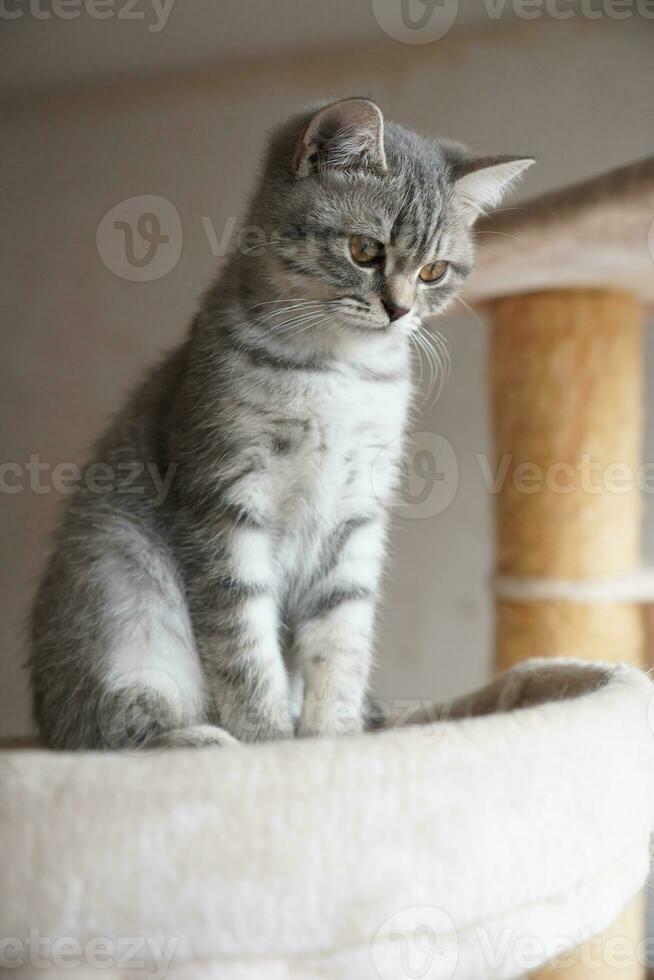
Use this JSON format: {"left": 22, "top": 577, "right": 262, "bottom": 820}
{"left": 294, "top": 98, "right": 388, "bottom": 178}
{"left": 452, "top": 156, "right": 535, "bottom": 223}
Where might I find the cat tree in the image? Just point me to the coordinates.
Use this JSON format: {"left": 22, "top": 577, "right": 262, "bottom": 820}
{"left": 468, "top": 156, "right": 654, "bottom": 980}
{"left": 1, "top": 157, "right": 654, "bottom": 980}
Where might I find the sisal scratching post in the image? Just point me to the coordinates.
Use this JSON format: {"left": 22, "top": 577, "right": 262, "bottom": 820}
{"left": 490, "top": 289, "right": 644, "bottom": 669}
{"left": 463, "top": 158, "right": 654, "bottom": 979}
{"left": 488, "top": 288, "right": 645, "bottom": 979}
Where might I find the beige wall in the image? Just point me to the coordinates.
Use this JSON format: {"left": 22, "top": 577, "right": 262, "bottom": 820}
{"left": 2, "top": 16, "right": 654, "bottom": 738}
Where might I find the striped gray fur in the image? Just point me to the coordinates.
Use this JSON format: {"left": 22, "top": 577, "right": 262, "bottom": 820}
{"left": 29, "top": 98, "right": 532, "bottom": 748}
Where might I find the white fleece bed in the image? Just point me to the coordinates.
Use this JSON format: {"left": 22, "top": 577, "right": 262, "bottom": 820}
{"left": 1, "top": 658, "right": 653, "bottom": 980}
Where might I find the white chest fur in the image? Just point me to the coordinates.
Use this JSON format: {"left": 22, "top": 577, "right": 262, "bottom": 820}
{"left": 264, "top": 366, "right": 411, "bottom": 574}
{"left": 221, "top": 329, "right": 413, "bottom": 580}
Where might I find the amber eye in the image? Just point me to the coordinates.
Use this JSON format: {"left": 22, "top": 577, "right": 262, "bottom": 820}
{"left": 419, "top": 260, "right": 449, "bottom": 283}
{"left": 350, "top": 235, "right": 383, "bottom": 265}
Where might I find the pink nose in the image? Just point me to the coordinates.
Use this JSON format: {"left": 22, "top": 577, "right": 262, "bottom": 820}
{"left": 383, "top": 301, "right": 410, "bottom": 322}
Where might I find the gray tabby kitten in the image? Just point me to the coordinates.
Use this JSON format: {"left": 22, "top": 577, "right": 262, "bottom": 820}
{"left": 30, "top": 98, "right": 532, "bottom": 749}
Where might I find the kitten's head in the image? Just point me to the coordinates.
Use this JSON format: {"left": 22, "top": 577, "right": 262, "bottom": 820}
{"left": 240, "top": 98, "right": 533, "bottom": 346}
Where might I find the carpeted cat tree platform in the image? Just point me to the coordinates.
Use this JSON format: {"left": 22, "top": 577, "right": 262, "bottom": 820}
{"left": 2, "top": 157, "right": 654, "bottom": 980}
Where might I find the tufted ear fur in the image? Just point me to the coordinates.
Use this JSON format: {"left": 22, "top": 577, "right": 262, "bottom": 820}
{"left": 294, "top": 98, "right": 388, "bottom": 178}
{"left": 452, "top": 155, "right": 535, "bottom": 223}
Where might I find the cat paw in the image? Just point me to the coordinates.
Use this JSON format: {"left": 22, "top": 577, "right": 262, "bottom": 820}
{"left": 150, "top": 724, "right": 240, "bottom": 749}
{"left": 298, "top": 706, "right": 364, "bottom": 739}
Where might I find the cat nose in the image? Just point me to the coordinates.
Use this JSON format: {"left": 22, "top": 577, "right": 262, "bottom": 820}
{"left": 382, "top": 301, "right": 411, "bottom": 323}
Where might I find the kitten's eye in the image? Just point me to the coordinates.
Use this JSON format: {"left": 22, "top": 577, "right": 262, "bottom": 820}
{"left": 350, "top": 235, "right": 383, "bottom": 265}
{"left": 419, "top": 260, "right": 449, "bottom": 283}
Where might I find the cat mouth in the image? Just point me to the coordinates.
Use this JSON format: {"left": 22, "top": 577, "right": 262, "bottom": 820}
{"left": 334, "top": 307, "right": 401, "bottom": 333}
{"left": 331, "top": 297, "right": 415, "bottom": 334}
{"left": 341, "top": 316, "right": 394, "bottom": 335}
{"left": 354, "top": 313, "right": 415, "bottom": 333}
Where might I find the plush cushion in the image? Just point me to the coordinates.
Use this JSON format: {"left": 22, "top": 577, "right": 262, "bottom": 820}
{"left": 1, "top": 659, "right": 652, "bottom": 979}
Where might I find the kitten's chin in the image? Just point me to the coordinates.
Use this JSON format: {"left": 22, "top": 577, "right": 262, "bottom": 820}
{"left": 341, "top": 314, "right": 415, "bottom": 336}
{"left": 380, "top": 318, "right": 417, "bottom": 336}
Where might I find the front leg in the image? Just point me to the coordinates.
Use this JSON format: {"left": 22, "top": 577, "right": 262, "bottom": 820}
{"left": 296, "top": 515, "right": 385, "bottom": 737}
{"left": 187, "top": 514, "right": 294, "bottom": 743}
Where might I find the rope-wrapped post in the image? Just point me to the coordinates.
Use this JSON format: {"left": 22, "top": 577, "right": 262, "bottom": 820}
{"left": 488, "top": 288, "right": 645, "bottom": 979}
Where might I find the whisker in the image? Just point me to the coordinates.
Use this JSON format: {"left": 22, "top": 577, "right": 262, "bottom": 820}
{"left": 224, "top": 241, "right": 300, "bottom": 269}
{"left": 490, "top": 206, "right": 528, "bottom": 215}
{"left": 280, "top": 313, "right": 334, "bottom": 342}
{"left": 281, "top": 312, "right": 328, "bottom": 340}
{"left": 408, "top": 331, "right": 424, "bottom": 392}
{"left": 251, "top": 303, "right": 327, "bottom": 329}
{"left": 249, "top": 302, "right": 331, "bottom": 329}
{"left": 429, "top": 331, "right": 452, "bottom": 408}
{"left": 412, "top": 322, "right": 451, "bottom": 410}
{"left": 425, "top": 333, "right": 442, "bottom": 403}
{"left": 455, "top": 295, "right": 485, "bottom": 330}
{"left": 238, "top": 240, "right": 288, "bottom": 255}
{"left": 412, "top": 329, "right": 434, "bottom": 400}
{"left": 474, "top": 230, "right": 519, "bottom": 241}
{"left": 246, "top": 298, "right": 327, "bottom": 312}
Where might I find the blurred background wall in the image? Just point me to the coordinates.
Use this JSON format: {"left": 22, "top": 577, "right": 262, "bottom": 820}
{"left": 2, "top": 4, "right": 653, "bottom": 738}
